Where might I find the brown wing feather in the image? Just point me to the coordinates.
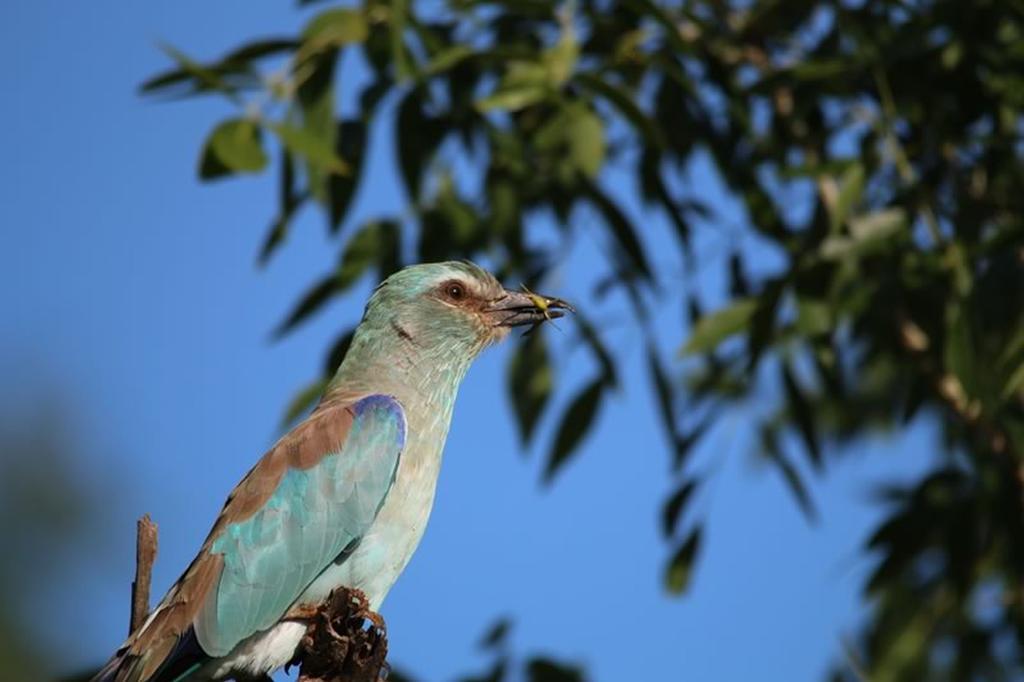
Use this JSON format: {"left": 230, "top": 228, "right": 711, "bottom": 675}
{"left": 96, "top": 398, "right": 360, "bottom": 682}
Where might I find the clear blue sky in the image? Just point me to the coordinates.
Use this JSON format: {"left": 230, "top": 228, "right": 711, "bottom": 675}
{"left": 1, "top": 2, "right": 935, "bottom": 680}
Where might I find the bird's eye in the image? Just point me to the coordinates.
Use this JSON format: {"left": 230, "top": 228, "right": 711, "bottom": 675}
{"left": 445, "top": 282, "right": 466, "bottom": 301}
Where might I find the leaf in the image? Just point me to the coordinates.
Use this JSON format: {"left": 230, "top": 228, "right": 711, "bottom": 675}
{"left": 146, "top": 44, "right": 235, "bottom": 97}
{"left": 422, "top": 45, "right": 475, "bottom": 76}
{"left": 542, "top": 23, "right": 578, "bottom": 87}
{"left": 323, "top": 328, "right": 356, "bottom": 375}
{"left": 761, "top": 426, "right": 817, "bottom": 521}
{"left": 274, "top": 274, "right": 338, "bottom": 337}
{"left": 259, "top": 148, "right": 302, "bottom": 265}
{"left": 820, "top": 208, "right": 907, "bottom": 261}
{"left": 647, "top": 344, "right": 684, "bottom": 460}
{"left": 328, "top": 119, "right": 368, "bottom": 230}
{"left": 544, "top": 378, "right": 604, "bottom": 484}
{"left": 833, "top": 163, "right": 865, "bottom": 232}
{"left": 681, "top": 298, "right": 757, "bottom": 355}
{"left": 1001, "top": 361, "right": 1024, "bottom": 401}
{"left": 221, "top": 38, "right": 298, "bottom": 63}
{"left": 581, "top": 181, "right": 653, "bottom": 280}
{"left": 297, "top": 83, "right": 338, "bottom": 203}
{"left": 198, "top": 118, "right": 268, "bottom": 180}
{"left": 566, "top": 106, "right": 605, "bottom": 178}
{"left": 781, "top": 362, "right": 821, "bottom": 470}
{"left": 337, "top": 221, "right": 401, "bottom": 290}
{"left": 301, "top": 7, "right": 368, "bottom": 53}
{"left": 639, "top": 149, "right": 690, "bottom": 248}
{"left": 396, "top": 89, "right": 445, "bottom": 200}
{"left": 664, "top": 525, "right": 702, "bottom": 594}
{"left": 271, "top": 123, "right": 350, "bottom": 176}
{"left": 662, "top": 479, "right": 698, "bottom": 538}
{"left": 479, "top": 618, "right": 511, "bottom": 650}
{"left": 576, "top": 72, "right": 665, "bottom": 148}
{"left": 795, "top": 298, "right": 832, "bottom": 336}
{"left": 527, "top": 659, "right": 585, "bottom": 682}
{"left": 476, "top": 84, "right": 548, "bottom": 112}
{"left": 508, "top": 332, "right": 553, "bottom": 443}
{"left": 574, "top": 312, "right": 617, "bottom": 387}
{"left": 282, "top": 377, "right": 329, "bottom": 427}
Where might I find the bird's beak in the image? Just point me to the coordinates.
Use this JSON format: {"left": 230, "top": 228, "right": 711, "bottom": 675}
{"left": 485, "top": 287, "right": 576, "bottom": 328}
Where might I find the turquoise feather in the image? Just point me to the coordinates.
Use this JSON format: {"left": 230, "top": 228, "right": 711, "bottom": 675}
{"left": 195, "top": 394, "right": 405, "bottom": 657}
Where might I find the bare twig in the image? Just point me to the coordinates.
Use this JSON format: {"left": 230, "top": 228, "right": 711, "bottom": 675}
{"left": 130, "top": 514, "right": 159, "bottom": 635}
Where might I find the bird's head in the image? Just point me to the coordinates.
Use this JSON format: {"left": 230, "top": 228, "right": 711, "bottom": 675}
{"left": 362, "top": 261, "right": 573, "bottom": 356}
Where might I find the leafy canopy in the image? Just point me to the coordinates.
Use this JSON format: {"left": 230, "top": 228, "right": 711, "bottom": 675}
{"left": 146, "top": 0, "right": 1024, "bottom": 678}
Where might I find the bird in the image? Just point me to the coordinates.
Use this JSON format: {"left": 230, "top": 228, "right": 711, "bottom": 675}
{"left": 93, "top": 260, "right": 573, "bottom": 682}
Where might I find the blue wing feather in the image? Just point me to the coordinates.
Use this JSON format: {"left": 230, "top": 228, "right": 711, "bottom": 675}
{"left": 194, "top": 394, "right": 406, "bottom": 656}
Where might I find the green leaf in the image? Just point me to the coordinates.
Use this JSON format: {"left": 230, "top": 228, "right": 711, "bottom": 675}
{"left": 396, "top": 89, "right": 445, "bottom": 200}
{"left": 301, "top": 8, "right": 368, "bottom": 51}
{"left": 648, "top": 343, "right": 686, "bottom": 463}
{"left": 581, "top": 181, "right": 653, "bottom": 280}
{"left": 575, "top": 312, "right": 618, "bottom": 387}
{"left": 781, "top": 362, "right": 821, "bottom": 470}
{"left": 323, "top": 328, "right": 356, "bottom": 375}
{"left": 297, "top": 83, "right": 338, "bottom": 203}
{"left": 761, "top": 426, "right": 817, "bottom": 521}
{"left": 833, "top": 163, "right": 865, "bottom": 232}
{"left": 566, "top": 106, "right": 605, "bottom": 178}
{"left": 328, "top": 119, "right": 368, "bottom": 230}
{"left": 282, "top": 377, "right": 329, "bottom": 427}
{"left": 422, "top": 45, "right": 475, "bottom": 76}
{"left": 544, "top": 378, "right": 604, "bottom": 483}
{"left": 337, "top": 221, "right": 401, "bottom": 290}
{"left": 527, "top": 658, "right": 585, "bottom": 682}
{"left": 576, "top": 73, "right": 665, "bottom": 148}
{"left": 479, "top": 618, "right": 511, "bottom": 650}
{"left": 820, "top": 208, "right": 907, "bottom": 261}
{"left": 259, "top": 148, "right": 302, "bottom": 265}
{"left": 147, "top": 44, "right": 236, "bottom": 97}
{"left": 1001, "top": 360, "right": 1024, "bottom": 400}
{"left": 662, "top": 479, "right": 698, "bottom": 538}
{"left": 476, "top": 84, "right": 548, "bottom": 112}
{"left": 508, "top": 332, "right": 553, "bottom": 443}
{"left": 274, "top": 274, "right": 338, "bottom": 337}
{"left": 542, "top": 24, "right": 578, "bottom": 87}
{"left": 198, "top": 118, "right": 268, "bottom": 180}
{"left": 681, "top": 298, "right": 757, "bottom": 355}
{"left": 664, "top": 526, "right": 702, "bottom": 594}
{"left": 221, "top": 38, "right": 298, "bottom": 63}
{"left": 943, "top": 303, "right": 975, "bottom": 404}
{"left": 271, "top": 123, "right": 350, "bottom": 176}
{"left": 795, "top": 298, "right": 832, "bottom": 336}
{"left": 477, "top": 57, "right": 553, "bottom": 112}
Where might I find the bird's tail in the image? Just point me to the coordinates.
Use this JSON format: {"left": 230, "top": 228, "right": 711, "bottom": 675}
{"left": 89, "top": 646, "right": 130, "bottom": 682}
{"left": 89, "top": 627, "right": 207, "bottom": 682}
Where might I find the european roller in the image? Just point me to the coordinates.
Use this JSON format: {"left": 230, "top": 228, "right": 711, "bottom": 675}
{"left": 94, "top": 261, "right": 572, "bottom": 682}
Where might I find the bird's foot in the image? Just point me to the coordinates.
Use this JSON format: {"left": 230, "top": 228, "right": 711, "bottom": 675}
{"left": 292, "top": 586, "right": 389, "bottom": 682}
{"left": 361, "top": 608, "right": 387, "bottom": 637}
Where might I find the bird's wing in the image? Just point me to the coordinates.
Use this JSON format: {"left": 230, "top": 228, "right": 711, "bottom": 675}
{"left": 101, "top": 394, "right": 405, "bottom": 682}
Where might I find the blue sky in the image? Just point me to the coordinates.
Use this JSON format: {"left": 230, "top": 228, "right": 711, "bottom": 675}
{"left": 1, "top": 2, "right": 935, "bottom": 680}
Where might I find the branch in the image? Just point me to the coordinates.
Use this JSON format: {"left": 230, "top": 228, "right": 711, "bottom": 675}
{"left": 130, "top": 514, "right": 158, "bottom": 635}
{"left": 123, "top": 514, "right": 389, "bottom": 680}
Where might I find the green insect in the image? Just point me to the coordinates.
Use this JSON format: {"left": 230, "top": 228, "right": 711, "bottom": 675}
{"left": 520, "top": 283, "right": 574, "bottom": 335}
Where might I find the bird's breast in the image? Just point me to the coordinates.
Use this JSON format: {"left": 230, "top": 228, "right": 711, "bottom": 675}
{"left": 301, "top": 424, "right": 446, "bottom": 610}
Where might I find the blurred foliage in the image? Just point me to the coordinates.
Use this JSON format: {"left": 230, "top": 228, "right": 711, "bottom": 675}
{"left": 147, "top": 0, "right": 1024, "bottom": 678}
{"left": 391, "top": 618, "right": 584, "bottom": 682}
{"left": 0, "top": 402, "right": 100, "bottom": 680}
